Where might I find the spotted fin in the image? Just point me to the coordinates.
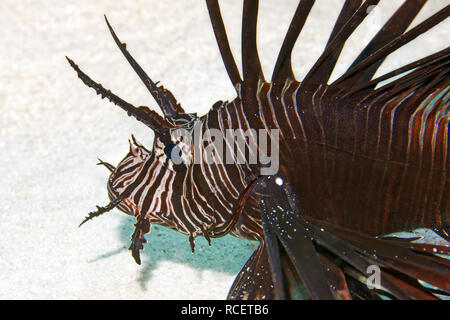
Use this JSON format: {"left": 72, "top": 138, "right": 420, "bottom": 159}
{"left": 227, "top": 243, "right": 276, "bottom": 300}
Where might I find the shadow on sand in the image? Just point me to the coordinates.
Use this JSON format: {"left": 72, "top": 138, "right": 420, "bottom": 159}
{"left": 92, "top": 215, "right": 257, "bottom": 290}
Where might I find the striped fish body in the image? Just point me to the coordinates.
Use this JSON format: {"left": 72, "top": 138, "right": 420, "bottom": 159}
{"left": 106, "top": 77, "right": 449, "bottom": 240}
{"left": 221, "top": 79, "right": 449, "bottom": 238}
{"left": 272, "top": 81, "right": 449, "bottom": 236}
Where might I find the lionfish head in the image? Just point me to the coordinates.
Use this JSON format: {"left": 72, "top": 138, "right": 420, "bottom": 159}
{"left": 69, "top": 16, "right": 208, "bottom": 262}
{"left": 106, "top": 112, "right": 198, "bottom": 219}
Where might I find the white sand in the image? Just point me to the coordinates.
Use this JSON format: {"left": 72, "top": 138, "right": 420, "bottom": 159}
{"left": 0, "top": 1, "right": 448, "bottom": 299}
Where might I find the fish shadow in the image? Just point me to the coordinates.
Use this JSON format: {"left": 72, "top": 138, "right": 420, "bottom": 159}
{"left": 114, "top": 215, "right": 257, "bottom": 290}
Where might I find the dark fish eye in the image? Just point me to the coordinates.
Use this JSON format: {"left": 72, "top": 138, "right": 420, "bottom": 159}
{"left": 164, "top": 143, "right": 186, "bottom": 172}
{"left": 164, "top": 143, "right": 182, "bottom": 161}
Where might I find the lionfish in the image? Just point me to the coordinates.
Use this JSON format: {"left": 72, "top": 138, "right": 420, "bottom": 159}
{"left": 67, "top": 0, "right": 450, "bottom": 299}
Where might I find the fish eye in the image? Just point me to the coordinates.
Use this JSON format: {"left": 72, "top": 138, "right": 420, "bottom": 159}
{"left": 164, "top": 143, "right": 186, "bottom": 172}
{"left": 164, "top": 143, "right": 182, "bottom": 161}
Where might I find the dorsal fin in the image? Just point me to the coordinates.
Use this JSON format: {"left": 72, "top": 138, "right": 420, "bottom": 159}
{"left": 333, "top": 4, "right": 450, "bottom": 88}
{"left": 206, "top": 0, "right": 243, "bottom": 91}
{"left": 302, "top": 0, "right": 379, "bottom": 89}
{"left": 325, "top": 0, "right": 362, "bottom": 47}
{"left": 271, "top": 0, "right": 315, "bottom": 87}
{"left": 241, "top": 0, "right": 265, "bottom": 90}
{"left": 341, "top": 47, "right": 450, "bottom": 97}
{"left": 342, "top": 0, "right": 427, "bottom": 87}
